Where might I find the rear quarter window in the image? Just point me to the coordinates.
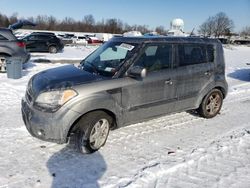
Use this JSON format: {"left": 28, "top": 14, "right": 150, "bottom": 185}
{"left": 207, "top": 44, "right": 215, "bottom": 62}
{"left": 177, "top": 43, "right": 214, "bottom": 66}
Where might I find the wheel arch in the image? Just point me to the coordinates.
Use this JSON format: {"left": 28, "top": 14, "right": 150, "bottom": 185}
{"left": 214, "top": 86, "right": 226, "bottom": 99}
{"left": 66, "top": 108, "right": 117, "bottom": 139}
{"left": 48, "top": 44, "right": 58, "bottom": 48}
{"left": 195, "top": 83, "right": 227, "bottom": 109}
{"left": 0, "top": 52, "right": 11, "bottom": 57}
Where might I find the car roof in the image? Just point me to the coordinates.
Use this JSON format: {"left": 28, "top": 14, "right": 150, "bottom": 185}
{"left": 111, "top": 36, "right": 221, "bottom": 44}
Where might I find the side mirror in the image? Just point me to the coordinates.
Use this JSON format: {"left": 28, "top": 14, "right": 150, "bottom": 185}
{"left": 127, "top": 66, "right": 147, "bottom": 78}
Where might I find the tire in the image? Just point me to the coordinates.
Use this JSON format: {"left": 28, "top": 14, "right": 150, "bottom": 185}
{"left": 74, "top": 111, "right": 112, "bottom": 154}
{"left": 198, "top": 89, "right": 223, "bottom": 118}
{"left": 49, "top": 46, "right": 58, "bottom": 53}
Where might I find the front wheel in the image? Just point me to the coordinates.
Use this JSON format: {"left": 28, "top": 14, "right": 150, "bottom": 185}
{"left": 198, "top": 89, "right": 223, "bottom": 118}
{"left": 74, "top": 111, "right": 112, "bottom": 154}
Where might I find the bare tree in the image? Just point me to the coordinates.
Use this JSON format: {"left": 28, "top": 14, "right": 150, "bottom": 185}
{"left": 105, "top": 18, "right": 123, "bottom": 33}
{"left": 82, "top": 14, "right": 95, "bottom": 32}
{"left": 240, "top": 26, "right": 250, "bottom": 37}
{"left": 198, "top": 12, "right": 234, "bottom": 37}
{"left": 213, "top": 12, "right": 234, "bottom": 37}
{"left": 0, "top": 11, "right": 169, "bottom": 34}
{"left": 198, "top": 17, "right": 215, "bottom": 37}
{"left": 155, "top": 26, "right": 167, "bottom": 35}
{"left": 47, "top": 16, "right": 57, "bottom": 31}
{"left": 9, "top": 13, "right": 18, "bottom": 24}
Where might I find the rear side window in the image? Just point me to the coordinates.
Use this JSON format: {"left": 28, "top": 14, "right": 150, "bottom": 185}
{"left": 37, "top": 35, "right": 51, "bottom": 40}
{"left": 177, "top": 44, "right": 214, "bottom": 66}
{"left": 207, "top": 44, "right": 215, "bottom": 62}
{"left": 0, "top": 34, "right": 7, "bottom": 41}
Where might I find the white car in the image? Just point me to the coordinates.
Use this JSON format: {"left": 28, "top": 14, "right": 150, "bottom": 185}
{"left": 72, "top": 36, "right": 88, "bottom": 45}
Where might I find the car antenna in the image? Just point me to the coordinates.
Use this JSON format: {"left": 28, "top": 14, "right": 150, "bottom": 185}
{"left": 190, "top": 28, "right": 195, "bottom": 36}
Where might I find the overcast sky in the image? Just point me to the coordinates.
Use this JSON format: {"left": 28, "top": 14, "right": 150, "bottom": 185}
{"left": 0, "top": 0, "right": 250, "bottom": 32}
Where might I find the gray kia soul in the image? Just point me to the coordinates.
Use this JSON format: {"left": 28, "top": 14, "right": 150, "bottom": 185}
{"left": 22, "top": 36, "right": 228, "bottom": 153}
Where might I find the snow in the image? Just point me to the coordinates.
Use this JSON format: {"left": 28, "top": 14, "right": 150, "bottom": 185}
{"left": 31, "top": 45, "right": 97, "bottom": 61}
{"left": 0, "top": 45, "right": 250, "bottom": 188}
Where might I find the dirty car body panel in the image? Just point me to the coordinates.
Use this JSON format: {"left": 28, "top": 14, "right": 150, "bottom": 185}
{"left": 21, "top": 36, "right": 228, "bottom": 143}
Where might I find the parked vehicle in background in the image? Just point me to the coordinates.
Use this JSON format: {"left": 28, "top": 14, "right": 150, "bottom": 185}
{"left": 63, "top": 33, "right": 75, "bottom": 39}
{"left": 22, "top": 36, "right": 228, "bottom": 154}
{"left": 123, "top": 31, "right": 142, "bottom": 37}
{"left": 72, "top": 36, "right": 88, "bottom": 45}
{"left": 0, "top": 28, "right": 30, "bottom": 72}
{"left": 22, "top": 32, "right": 64, "bottom": 53}
{"left": 14, "top": 31, "right": 31, "bottom": 39}
{"left": 95, "top": 33, "right": 113, "bottom": 42}
{"left": 86, "top": 36, "right": 103, "bottom": 44}
{"left": 31, "top": 32, "right": 56, "bottom": 36}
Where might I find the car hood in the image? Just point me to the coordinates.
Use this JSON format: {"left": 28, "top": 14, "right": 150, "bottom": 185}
{"left": 31, "top": 65, "right": 104, "bottom": 96}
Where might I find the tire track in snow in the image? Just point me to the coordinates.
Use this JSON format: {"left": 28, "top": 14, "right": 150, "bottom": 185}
{"left": 107, "top": 86, "right": 250, "bottom": 146}
{"left": 117, "top": 128, "right": 250, "bottom": 188}
{"left": 107, "top": 108, "right": 229, "bottom": 145}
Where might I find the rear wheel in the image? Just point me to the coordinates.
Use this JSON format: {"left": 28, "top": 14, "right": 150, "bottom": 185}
{"left": 49, "top": 46, "right": 58, "bottom": 53}
{"left": 198, "top": 89, "right": 223, "bottom": 118}
{"left": 74, "top": 111, "right": 112, "bottom": 154}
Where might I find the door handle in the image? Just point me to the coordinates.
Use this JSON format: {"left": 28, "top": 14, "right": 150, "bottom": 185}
{"left": 165, "top": 79, "right": 173, "bottom": 85}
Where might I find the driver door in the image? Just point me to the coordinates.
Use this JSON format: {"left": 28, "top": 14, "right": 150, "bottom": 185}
{"left": 122, "top": 43, "right": 177, "bottom": 124}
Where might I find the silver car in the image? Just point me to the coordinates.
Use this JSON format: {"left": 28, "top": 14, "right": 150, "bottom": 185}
{"left": 0, "top": 28, "right": 30, "bottom": 72}
{"left": 22, "top": 36, "right": 228, "bottom": 154}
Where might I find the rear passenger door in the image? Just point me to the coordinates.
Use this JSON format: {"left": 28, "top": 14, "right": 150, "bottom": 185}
{"left": 174, "top": 43, "right": 215, "bottom": 110}
{"left": 25, "top": 35, "right": 38, "bottom": 51}
{"left": 36, "top": 35, "right": 50, "bottom": 51}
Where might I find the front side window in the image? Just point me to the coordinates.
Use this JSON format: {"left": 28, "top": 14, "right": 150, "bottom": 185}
{"left": 80, "top": 41, "right": 137, "bottom": 77}
{"left": 134, "top": 44, "right": 172, "bottom": 72}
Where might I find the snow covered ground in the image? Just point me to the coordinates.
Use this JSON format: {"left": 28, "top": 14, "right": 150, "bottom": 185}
{"left": 31, "top": 45, "right": 97, "bottom": 61}
{"left": 0, "top": 45, "right": 250, "bottom": 188}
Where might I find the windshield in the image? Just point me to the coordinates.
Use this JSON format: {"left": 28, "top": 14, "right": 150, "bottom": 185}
{"left": 80, "top": 41, "right": 137, "bottom": 77}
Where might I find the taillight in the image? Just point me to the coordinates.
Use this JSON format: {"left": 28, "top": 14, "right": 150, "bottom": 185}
{"left": 16, "top": 42, "right": 26, "bottom": 48}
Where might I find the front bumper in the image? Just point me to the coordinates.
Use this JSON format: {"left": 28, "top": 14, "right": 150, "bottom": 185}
{"left": 21, "top": 98, "right": 80, "bottom": 144}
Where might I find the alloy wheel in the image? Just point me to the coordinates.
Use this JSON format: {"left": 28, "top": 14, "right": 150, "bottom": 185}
{"left": 89, "top": 118, "right": 110, "bottom": 149}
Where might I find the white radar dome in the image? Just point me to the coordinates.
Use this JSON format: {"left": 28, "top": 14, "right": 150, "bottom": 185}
{"left": 170, "top": 18, "right": 184, "bottom": 30}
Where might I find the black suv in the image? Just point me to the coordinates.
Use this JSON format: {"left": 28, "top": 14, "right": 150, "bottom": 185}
{"left": 23, "top": 32, "right": 64, "bottom": 53}
{"left": 0, "top": 28, "right": 30, "bottom": 71}
{"left": 22, "top": 36, "right": 228, "bottom": 154}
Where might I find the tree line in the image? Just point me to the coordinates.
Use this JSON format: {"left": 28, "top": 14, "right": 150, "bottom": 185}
{"left": 0, "top": 12, "right": 167, "bottom": 34}
{"left": 198, "top": 12, "right": 250, "bottom": 37}
{"left": 1, "top": 11, "right": 249, "bottom": 37}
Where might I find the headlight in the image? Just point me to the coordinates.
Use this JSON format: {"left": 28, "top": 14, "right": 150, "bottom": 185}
{"left": 35, "top": 89, "right": 77, "bottom": 112}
